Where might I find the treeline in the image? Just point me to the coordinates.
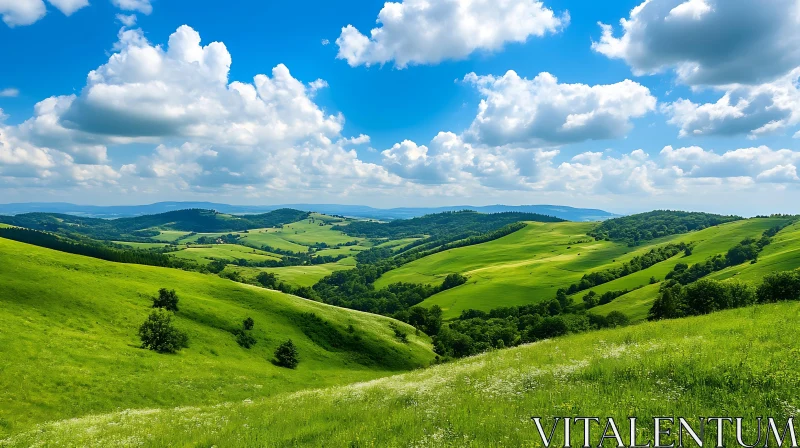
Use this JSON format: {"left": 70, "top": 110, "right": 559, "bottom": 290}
{"left": 334, "top": 211, "right": 563, "bottom": 240}
{"left": 563, "top": 243, "right": 688, "bottom": 294}
{"left": 665, "top": 224, "right": 789, "bottom": 285}
{"left": 589, "top": 211, "right": 742, "bottom": 245}
{"left": 0, "top": 208, "right": 309, "bottom": 240}
{"left": 0, "top": 227, "right": 199, "bottom": 270}
{"left": 433, "top": 297, "right": 630, "bottom": 358}
{"left": 649, "top": 271, "right": 800, "bottom": 320}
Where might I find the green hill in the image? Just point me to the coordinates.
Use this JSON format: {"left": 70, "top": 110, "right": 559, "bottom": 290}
{"left": 5, "top": 301, "right": 798, "bottom": 447}
{"left": 0, "top": 208, "right": 309, "bottom": 241}
{"left": 380, "top": 217, "right": 797, "bottom": 319}
{"left": 0, "top": 237, "right": 435, "bottom": 437}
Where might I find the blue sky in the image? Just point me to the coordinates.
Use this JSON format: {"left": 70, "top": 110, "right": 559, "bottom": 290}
{"left": 1, "top": 0, "right": 799, "bottom": 215}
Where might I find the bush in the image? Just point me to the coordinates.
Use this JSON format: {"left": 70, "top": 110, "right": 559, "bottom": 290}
{"left": 440, "top": 273, "right": 468, "bottom": 291}
{"left": 138, "top": 309, "right": 189, "bottom": 354}
{"left": 235, "top": 330, "right": 257, "bottom": 349}
{"left": 152, "top": 288, "right": 179, "bottom": 312}
{"left": 274, "top": 339, "right": 299, "bottom": 369}
{"left": 243, "top": 317, "right": 255, "bottom": 331}
{"left": 757, "top": 271, "right": 800, "bottom": 303}
{"left": 605, "top": 311, "right": 630, "bottom": 328}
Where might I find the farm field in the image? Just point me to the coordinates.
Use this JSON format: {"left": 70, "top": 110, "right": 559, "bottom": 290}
{"left": 152, "top": 230, "right": 193, "bottom": 243}
{"left": 0, "top": 237, "right": 434, "bottom": 437}
{"left": 6, "top": 301, "right": 798, "bottom": 446}
{"left": 170, "top": 244, "right": 282, "bottom": 264}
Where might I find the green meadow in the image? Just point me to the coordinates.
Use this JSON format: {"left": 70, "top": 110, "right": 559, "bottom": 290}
{"left": 224, "top": 257, "right": 358, "bottom": 288}
{"left": 170, "top": 244, "right": 282, "bottom": 264}
{"left": 381, "top": 218, "right": 795, "bottom": 319}
{"left": 0, "top": 238, "right": 434, "bottom": 437}
{"left": 4, "top": 301, "right": 798, "bottom": 447}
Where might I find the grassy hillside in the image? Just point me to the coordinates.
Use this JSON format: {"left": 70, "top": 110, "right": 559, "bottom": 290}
{"left": 223, "top": 258, "right": 358, "bottom": 288}
{"left": 0, "top": 238, "right": 435, "bottom": 437}
{"left": 5, "top": 301, "right": 798, "bottom": 447}
{"left": 378, "top": 222, "right": 628, "bottom": 318}
{"left": 381, "top": 218, "right": 794, "bottom": 319}
{"left": 591, "top": 217, "right": 797, "bottom": 321}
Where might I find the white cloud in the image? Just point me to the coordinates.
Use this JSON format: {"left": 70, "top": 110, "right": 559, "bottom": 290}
{"left": 0, "top": 0, "right": 46, "bottom": 26}
{"left": 336, "top": 0, "right": 568, "bottom": 68}
{"left": 663, "top": 68, "right": 800, "bottom": 138}
{"left": 116, "top": 13, "right": 136, "bottom": 27}
{"left": 0, "top": 125, "right": 119, "bottom": 187}
{"left": 592, "top": 0, "right": 800, "bottom": 86}
{"left": 464, "top": 70, "right": 656, "bottom": 146}
{"left": 0, "top": 88, "right": 19, "bottom": 97}
{"left": 321, "top": 39, "right": 329, "bottom": 46}
{"left": 0, "top": 0, "right": 89, "bottom": 27}
{"left": 2, "top": 25, "right": 405, "bottom": 196}
{"left": 47, "top": 0, "right": 89, "bottom": 16}
{"left": 111, "top": 0, "right": 151, "bottom": 14}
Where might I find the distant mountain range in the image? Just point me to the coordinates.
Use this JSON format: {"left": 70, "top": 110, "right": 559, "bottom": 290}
{"left": 0, "top": 202, "right": 621, "bottom": 222}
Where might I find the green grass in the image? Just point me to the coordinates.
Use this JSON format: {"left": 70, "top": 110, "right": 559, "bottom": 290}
{"left": 587, "top": 217, "right": 797, "bottom": 321}
{"left": 170, "top": 244, "right": 281, "bottom": 264}
{"left": 151, "top": 230, "right": 192, "bottom": 243}
{"left": 379, "top": 218, "right": 793, "bottom": 319}
{"left": 261, "top": 258, "right": 358, "bottom": 288}
{"left": 6, "top": 301, "right": 798, "bottom": 447}
{"left": 275, "top": 220, "right": 361, "bottom": 246}
{"left": 379, "top": 222, "right": 631, "bottom": 318}
{"left": 237, "top": 229, "right": 309, "bottom": 253}
{"left": 0, "top": 238, "right": 435, "bottom": 437}
{"left": 375, "top": 237, "right": 422, "bottom": 251}
{"left": 111, "top": 241, "right": 173, "bottom": 249}
{"left": 313, "top": 246, "right": 367, "bottom": 257}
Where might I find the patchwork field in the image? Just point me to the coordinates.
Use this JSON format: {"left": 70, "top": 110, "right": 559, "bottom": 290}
{"left": 0, "top": 237, "right": 434, "bottom": 437}
{"left": 6, "top": 301, "right": 798, "bottom": 446}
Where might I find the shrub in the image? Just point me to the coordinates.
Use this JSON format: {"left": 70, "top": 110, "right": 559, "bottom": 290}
{"left": 605, "top": 311, "right": 630, "bottom": 328}
{"left": 440, "top": 273, "right": 467, "bottom": 291}
{"left": 235, "top": 330, "right": 257, "bottom": 349}
{"left": 138, "top": 309, "right": 189, "bottom": 354}
{"left": 152, "top": 288, "right": 179, "bottom": 312}
{"left": 390, "top": 323, "right": 409, "bottom": 343}
{"left": 757, "top": 271, "right": 800, "bottom": 303}
{"left": 243, "top": 317, "right": 255, "bottom": 331}
{"left": 274, "top": 339, "right": 299, "bottom": 369}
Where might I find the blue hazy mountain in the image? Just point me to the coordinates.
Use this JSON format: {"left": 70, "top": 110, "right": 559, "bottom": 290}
{"left": 0, "top": 202, "right": 620, "bottom": 222}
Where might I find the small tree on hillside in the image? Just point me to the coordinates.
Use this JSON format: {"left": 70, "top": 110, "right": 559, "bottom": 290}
{"left": 274, "top": 339, "right": 299, "bottom": 369}
{"left": 152, "top": 288, "right": 179, "bottom": 312}
{"left": 138, "top": 309, "right": 189, "bottom": 354}
{"left": 243, "top": 317, "right": 255, "bottom": 330}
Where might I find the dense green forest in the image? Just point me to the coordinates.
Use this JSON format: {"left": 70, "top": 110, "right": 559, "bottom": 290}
{"left": 0, "top": 208, "right": 309, "bottom": 240}
{"left": 334, "top": 211, "right": 563, "bottom": 240}
{"left": 588, "top": 210, "right": 742, "bottom": 245}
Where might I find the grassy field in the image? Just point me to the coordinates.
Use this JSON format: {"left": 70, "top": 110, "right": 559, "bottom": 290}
{"left": 379, "top": 218, "right": 793, "bottom": 319}
{"left": 111, "top": 241, "right": 173, "bottom": 249}
{"left": 588, "top": 217, "right": 797, "bottom": 321}
{"left": 223, "top": 258, "right": 359, "bottom": 288}
{"left": 377, "top": 222, "right": 631, "bottom": 318}
{"left": 170, "top": 244, "right": 281, "bottom": 264}
{"left": 0, "top": 238, "right": 435, "bottom": 437}
{"left": 151, "top": 230, "right": 193, "bottom": 243}
{"left": 5, "top": 301, "right": 798, "bottom": 447}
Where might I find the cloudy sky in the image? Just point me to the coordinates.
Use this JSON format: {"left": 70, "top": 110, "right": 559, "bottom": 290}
{"left": 1, "top": 0, "right": 799, "bottom": 215}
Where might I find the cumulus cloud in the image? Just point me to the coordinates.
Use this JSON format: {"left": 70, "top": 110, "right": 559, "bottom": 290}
{"left": 0, "top": 88, "right": 19, "bottom": 97}
{"left": 592, "top": 0, "right": 800, "bottom": 86}
{"left": 111, "top": 0, "right": 152, "bottom": 14}
{"left": 116, "top": 13, "right": 136, "bottom": 27}
{"left": 0, "top": 0, "right": 89, "bottom": 27}
{"left": 0, "top": 125, "right": 119, "bottom": 187}
{"left": 662, "top": 68, "right": 800, "bottom": 138}
{"left": 464, "top": 70, "right": 656, "bottom": 146}
{"left": 336, "top": 0, "right": 568, "bottom": 68}
{"left": 380, "top": 136, "right": 800, "bottom": 196}
{"left": 1, "top": 24, "right": 406, "bottom": 195}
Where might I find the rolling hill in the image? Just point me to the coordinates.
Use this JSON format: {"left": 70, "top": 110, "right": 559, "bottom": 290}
{"left": 4, "top": 301, "right": 797, "bottom": 446}
{"left": 0, "top": 237, "right": 435, "bottom": 437}
{"left": 378, "top": 216, "right": 797, "bottom": 319}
